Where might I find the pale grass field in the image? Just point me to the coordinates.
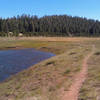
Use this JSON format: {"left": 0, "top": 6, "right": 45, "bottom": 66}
{"left": 1, "top": 37, "right": 100, "bottom": 42}
{"left": 0, "top": 37, "right": 99, "bottom": 100}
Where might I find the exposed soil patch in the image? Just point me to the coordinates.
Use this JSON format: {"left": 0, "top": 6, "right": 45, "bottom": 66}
{"left": 61, "top": 45, "right": 95, "bottom": 100}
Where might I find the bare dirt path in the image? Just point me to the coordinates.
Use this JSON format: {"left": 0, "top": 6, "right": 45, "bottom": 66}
{"left": 62, "top": 45, "right": 95, "bottom": 100}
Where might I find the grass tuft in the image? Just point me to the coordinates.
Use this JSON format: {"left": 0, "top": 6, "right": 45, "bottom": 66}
{"left": 64, "top": 69, "right": 71, "bottom": 75}
{"left": 94, "top": 52, "right": 100, "bottom": 55}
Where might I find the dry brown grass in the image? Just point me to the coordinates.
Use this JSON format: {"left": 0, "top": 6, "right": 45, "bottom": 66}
{"left": 0, "top": 37, "right": 99, "bottom": 100}
{"left": 1, "top": 37, "right": 100, "bottom": 42}
{"left": 78, "top": 40, "right": 100, "bottom": 100}
{"left": 0, "top": 37, "right": 92, "bottom": 100}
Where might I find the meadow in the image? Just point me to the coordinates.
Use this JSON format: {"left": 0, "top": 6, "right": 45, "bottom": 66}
{"left": 0, "top": 37, "right": 100, "bottom": 100}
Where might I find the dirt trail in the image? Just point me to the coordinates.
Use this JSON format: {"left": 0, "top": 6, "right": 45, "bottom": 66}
{"left": 62, "top": 45, "right": 95, "bottom": 100}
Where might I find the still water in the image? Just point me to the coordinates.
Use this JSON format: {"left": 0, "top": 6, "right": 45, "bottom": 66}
{"left": 0, "top": 48, "right": 55, "bottom": 82}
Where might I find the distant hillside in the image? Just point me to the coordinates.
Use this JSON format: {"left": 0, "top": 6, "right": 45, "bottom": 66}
{"left": 0, "top": 14, "right": 100, "bottom": 36}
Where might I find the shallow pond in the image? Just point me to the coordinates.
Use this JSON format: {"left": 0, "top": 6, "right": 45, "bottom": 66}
{"left": 0, "top": 48, "right": 55, "bottom": 82}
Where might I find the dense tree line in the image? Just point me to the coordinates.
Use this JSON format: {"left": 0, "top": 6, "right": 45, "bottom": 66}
{"left": 0, "top": 14, "right": 100, "bottom": 37}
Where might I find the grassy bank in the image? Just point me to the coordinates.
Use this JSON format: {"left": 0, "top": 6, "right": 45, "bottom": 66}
{"left": 0, "top": 37, "right": 98, "bottom": 100}
{"left": 0, "top": 37, "right": 77, "bottom": 54}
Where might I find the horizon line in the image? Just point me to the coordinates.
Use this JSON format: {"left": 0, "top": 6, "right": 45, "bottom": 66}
{"left": 1, "top": 14, "right": 100, "bottom": 21}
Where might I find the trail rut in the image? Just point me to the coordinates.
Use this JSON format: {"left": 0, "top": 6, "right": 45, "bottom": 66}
{"left": 62, "top": 45, "right": 95, "bottom": 100}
